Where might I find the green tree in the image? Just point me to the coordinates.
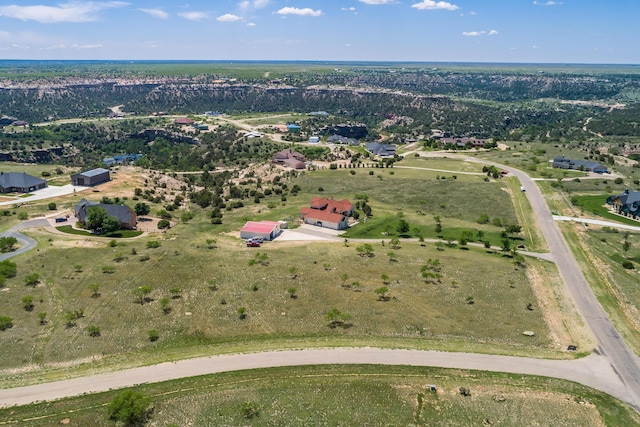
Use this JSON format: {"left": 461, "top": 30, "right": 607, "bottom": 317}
{"left": 134, "top": 202, "right": 151, "bottom": 216}
{"left": 356, "top": 243, "right": 374, "bottom": 257}
{"left": 434, "top": 216, "right": 442, "bottom": 237}
{"left": 22, "top": 295, "right": 34, "bottom": 311}
{"left": 86, "top": 206, "right": 108, "bottom": 231}
{"left": 325, "top": 308, "right": 351, "bottom": 328}
{"left": 87, "top": 325, "right": 101, "bottom": 337}
{"left": 0, "top": 316, "right": 13, "bottom": 331}
{"left": 38, "top": 312, "right": 47, "bottom": 325}
{"left": 375, "top": 286, "right": 390, "bottom": 301}
{"left": 242, "top": 401, "right": 260, "bottom": 419}
{"left": 170, "top": 287, "right": 182, "bottom": 299}
{"left": 88, "top": 283, "right": 100, "bottom": 298}
{"left": 133, "top": 286, "right": 152, "bottom": 305}
{"left": 396, "top": 219, "right": 410, "bottom": 234}
{"left": 0, "top": 237, "right": 17, "bottom": 253}
{"left": 148, "top": 329, "right": 159, "bottom": 341}
{"left": 381, "top": 273, "right": 389, "bottom": 284}
{"left": 0, "top": 260, "right": 17, "bottom": 278}
{"left": 160, "top": 297, "right": 171, "bottom": 314}
{"left": 108, "top": 390, "right": 151, "bottom": 426}
{"left": 389, "top": 237, "right": 400, "bottom": 249}
{"left": 24, "top": 273, "right": 40, "bottom": 287}
{"left": 501, "top": 238, "right": 512, "bottom": 254}
{"left": 47, "top": 202, "right": 57, "bottom": 210}
{"left": 289, "top": 266, "right": 298, "bottom": 279}
{"left": 237, "top": 306, "right": 247, "bottom": 319}
{"left": 387, "top": 251, "right": 397, "bottom": 262}
{"left": 102, "top": 216, "right": 122, "bottom": 234}
{"left": 288, "top": 287, "right": 297, "bottom": 299}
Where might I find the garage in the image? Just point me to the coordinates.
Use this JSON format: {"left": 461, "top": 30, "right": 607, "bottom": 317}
{"left": 240, "top": 221, "right": 282, "bottom": 241}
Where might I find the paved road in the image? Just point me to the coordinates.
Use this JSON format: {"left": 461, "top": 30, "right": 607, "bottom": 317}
{"left": 444, "top": 153, "right": 640, "bottom": 410}
{"left": 0, "top": 219, "right": 48, "bottom": 261}
{"left": 0, "top": 349, "right": 625, "bottom": 408}
{"left": 553, "top": 215, "right": 640, "bottom": 232}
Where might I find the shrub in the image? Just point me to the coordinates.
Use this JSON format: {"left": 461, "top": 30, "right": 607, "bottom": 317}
{"left": 157, "top": 219, "right": 170, "bottom": 229}
{"left": 47, "top": 202, "right": 57, "bottom": 210}
{"left": 108, "top": 390, "right": 151, "bottom": 425}
{"left": 146, "top": 240, "right": 161, "bottom": 248}
{"left": 622, "top": 260, "right": 634, "bottom": 269}
{"left": 0, "top": 316, "right": 13, "bottom": 331}
{"left": 0, "top": 261, "right": 16, "bottom": 278}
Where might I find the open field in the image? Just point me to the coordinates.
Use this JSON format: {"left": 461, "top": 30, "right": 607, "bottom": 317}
{"left": 0, "top": 162, "right": 73, "bottom": 177}
{"left": 399, "top": 156, "right": 486, "bottom": 173}
{"left": 2, "top": 365, "right": 638, "bottom": 426}
{"left": 0, "top": 228, "right": 559, "bottom": 376}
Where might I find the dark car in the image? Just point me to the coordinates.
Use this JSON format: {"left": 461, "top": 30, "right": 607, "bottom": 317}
{"left": 246, "top": 240, "right": 261, "bottom": 247}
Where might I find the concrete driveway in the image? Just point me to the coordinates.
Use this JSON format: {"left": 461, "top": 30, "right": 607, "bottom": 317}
{"left": 0, "top": 185, "right": 89, "bottom": 207}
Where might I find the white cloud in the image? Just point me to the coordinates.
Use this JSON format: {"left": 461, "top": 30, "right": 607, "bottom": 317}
{"left": 533, "top": 1, "right": 561, "bottom": 5}
{"left": 139, "top": 8, "right": 169, "bottom": 19}
{"left": 462, "top": 31, "right": 484, "bottom": 37}
{"left": 0, "top": 1, "right": 129, "bottom": 23}
{"left": 469, "top": 11, "right": 476, "bottom": 15}
{"left": 239, "top": 0, "right": 269, "bottom": 9}
{"left": 276, "top": 7, "right": 323, "bottom": 17}
{"left": 247, "top": 22, "right": 256, "bottom": 26}
{"left": 532, "top": 45, "right": 539, "bottom": 49}
{"left": 44, "top": 43, "right": 66, "bottom": 50}
{"left": 342, "top": 7, "right": 356, "bottom": 11}
{"left": 178, "top": 11, "right": 210, "bottom": 21}
{"left": 217, "top": 13, "right": 242, "bottom": 22}
{"left": 411, "top": 1, "right": 459, "bottom": 11}
{"left": 489, "top": 29, "right": 498, "bottom": 35}
{"left": 72, "top": 43, "right": 103, "bottom": 49}
{"left": 358, "top": 0, "right": 396, "bottom": 4}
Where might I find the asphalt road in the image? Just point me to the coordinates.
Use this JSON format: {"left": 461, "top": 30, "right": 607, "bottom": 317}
{"left": 0, "top": 349, "right": 625, "bottom": 408}
{"left": 0, "top": 219, "right": 48, "bottom": 262}
{"left": 456, "top": 154, "right": 640, "bottom": 410}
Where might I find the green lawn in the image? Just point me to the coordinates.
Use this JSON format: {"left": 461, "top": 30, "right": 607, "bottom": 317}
{"left": 2, "top": 365, "right": 637, "bottom": 427}
{"left": 574, "top": 195, "right": 640, "bottom": 226}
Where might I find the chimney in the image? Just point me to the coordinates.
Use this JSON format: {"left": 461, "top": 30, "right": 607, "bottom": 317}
{"left": 624, "top": 188, "right": 630, "bottom": 194}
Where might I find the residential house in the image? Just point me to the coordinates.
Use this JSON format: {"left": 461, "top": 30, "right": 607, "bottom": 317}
{"left": 287, "top": 124, "right": 301, "bottom": 133}
{"left": 300, "top": 197, "right": 353, "bottom": 230}
{"left": 74, "top": 198, "right": 137, "bottom": 229}
{"left": 327, "top": 135, "right": 359, "bottom": 145}
{"left": 365, "top": 142, "right": 396, "bottom": 157}
{"left": 240, "top": 221, "right": 282, "bottom": 241}
{"left": 71, "top": 168, "right": 110, "bottom": 186}
{"left": 103, "top": 153, "right": 143, "bottom": 166}
{"left": 174, "top": 117, "right": 195, "bottom": 125}
{"left": 552, "top": 156, "right": 608, "bottom": 173}
{"left": 273, "top": 149, "right": 306, "bottom": 169}
{"left": 441, "top": 137, "right": 487, "bottom": 149}
{"left": 607, "top": 189, "right": 640, "bottom": 219}
{"left": 0, "top": 172, "right": 47, "bottom": 193}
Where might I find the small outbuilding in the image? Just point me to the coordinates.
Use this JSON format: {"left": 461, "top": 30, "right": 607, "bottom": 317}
{"left": 240, "top": 221, "right": 282, "bottom": 241}
{"left": 71, "top": 168, "right": 110, "bottom": 186}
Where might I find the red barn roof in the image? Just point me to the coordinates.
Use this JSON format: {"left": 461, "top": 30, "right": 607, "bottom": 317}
{"left": 241, "top": 221, "right": 279, "bottom": 234}
{"left": 175, "top": 117, "right": 195, "bottom": 125}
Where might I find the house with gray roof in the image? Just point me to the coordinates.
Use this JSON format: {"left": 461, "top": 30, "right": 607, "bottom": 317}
{"left": 74, "top": 198, "right": 137, "bottom": 229}
{"left": 365, "top": 142, "right": 396, "bottom": 157}
{"left": 552, "top": 156, "right": 608, "bottom": 173}
{"left": 0, "top": 172, "right": 47, "bottom": 193}
{"left": 71, "top": 168, "right": 110, "bottom": 186}
{"left": 607, "top": 189, "right": 640, "bottom": 219}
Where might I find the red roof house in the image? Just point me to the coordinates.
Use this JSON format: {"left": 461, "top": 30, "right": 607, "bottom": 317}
{"left": 240, "top": 221, "right": 282, "bottom": 241}
{"left": 300, "top": 196, "right": 353, "bottom": 230}
{"left": 174, "top": 117, "right": 195, "bottom": 125}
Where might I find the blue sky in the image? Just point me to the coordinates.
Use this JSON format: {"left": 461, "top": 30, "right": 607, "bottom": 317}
{"left": 0, "top": 0, "right": 637, "bottom": 63}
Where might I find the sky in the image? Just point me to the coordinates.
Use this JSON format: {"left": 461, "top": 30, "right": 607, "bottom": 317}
{"left": 0, "top": 0, "right": 638, "bottom": 64}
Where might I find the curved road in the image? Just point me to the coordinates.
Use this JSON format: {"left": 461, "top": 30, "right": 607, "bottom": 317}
{"left": 449, "top": 153, "right": 640, "bottom": 409}
{"left": 0, "top": 349, "right": 625, "bottom": 409}
{"left": 1, "top": 155, "right": 640, "bottom": 412}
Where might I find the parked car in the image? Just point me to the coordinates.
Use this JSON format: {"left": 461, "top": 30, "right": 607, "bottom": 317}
{"left": 246, "top": 240, "right": 261, "bottom": 247}
{"left": 55, "top": 217, "right": 68, "bottom": 223}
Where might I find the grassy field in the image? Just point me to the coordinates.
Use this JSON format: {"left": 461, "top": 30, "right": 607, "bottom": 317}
{"left": 399, "top": 156, "right": 486, "bottom": 173}
{"left": 0, "top": 162, "right": 74, "bottom": 177}
{"left": 2, "top": 365, "right": 637, "bottom": 426}
{"left": 574, "top": 195, "right": 640, "bottom": 226}
{"left": 0, "top": 161, "right": 588, "bottom": 386}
